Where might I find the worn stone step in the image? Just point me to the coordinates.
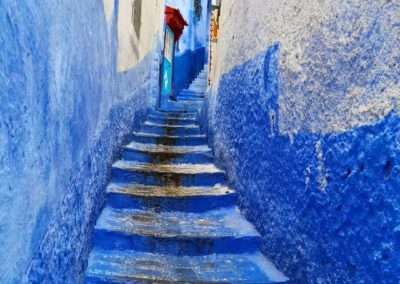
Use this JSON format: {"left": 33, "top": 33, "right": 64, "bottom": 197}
{"left": 86, "top": 249, "right": 288, "bottom": 283}
{"left": 190, "top": 85, "right": 206, "bottom": 89}
{"left": 112, "top": 161, "right": 225, "bottom": 187}
{"left": 190, "top": 82, "right": 206, "bottom": 87}
{"left": 141, "top": 122, "right": 201, "bottom": 136}
{"left": 106, "top": 183, "right": 236, "bottom": 212}
{"left": 189, "top": 85, "right": 206, "bottom": 89}
{"left": 160, "top": 100, "right": 203, "bottom": 113}
{"left": 178, "top": 91, "right": 204, "bottom": 97}
{"left": 180, "top": 89, "right": 204, "bottom": 94}
{"left": 191, "top": 80, "right": 206, "bottom": 85}
{"left": 192, "top": 76, "right": 207, "bottom": 81}
{"left": 93, "top": 206, "right": 261, "bottom": 254}
{"left": 176, "top": 97, "right": 204, "bottom": 103}
{"left": 131, "top": 132, "right": 207, "bottom": 146}
{"left": 146, "top": 115, "right": 197, "bottom": 126}
{"left": 123, "top": 142, "right": 213, "bottom": 164}
{"left": 176, "top": 95, "right": 204, "bottom": 100}
{"left": 177, "top": 92, "right": 204, "bottom": 98}
{"left": 148, "top": 109, "right": 198, "bottom": 119}
{"left": 188, "top": 88, "right": 206, "bottom": 93}
{"left": 178, "top": 93, "right": 204, "bottom": 97}
{"left": 176, "top": 96, "right": 204, "bottom": 101}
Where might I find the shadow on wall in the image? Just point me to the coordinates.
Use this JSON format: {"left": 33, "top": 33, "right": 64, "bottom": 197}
{"left": 200, "top": 43, "right": 400, "bottom": 283}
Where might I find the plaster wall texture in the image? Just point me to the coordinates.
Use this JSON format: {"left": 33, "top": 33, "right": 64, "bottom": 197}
{"left": 213, "top": 0, "right": 399, "bottom": 135}
{"left": 117, "top": 0, "right": 164, "bottom": 72}
{"left": 0, "top": 0, "right": 159, "bottom": 282}
{"left": 201, "top": 0, "right": 400, "bottom": 282}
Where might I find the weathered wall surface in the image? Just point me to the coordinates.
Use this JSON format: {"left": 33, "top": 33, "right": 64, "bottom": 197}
{"left": 117, "top": 0, "right": 164, "bottom": 72}
{"left": 0, "top": 0, "right": 159, "bottom": 282}
{"left": 202, "top": 0, "right": 399, "bottom": 282}
{"left": 213, "top": 0, "right": 399, "bottom": 134}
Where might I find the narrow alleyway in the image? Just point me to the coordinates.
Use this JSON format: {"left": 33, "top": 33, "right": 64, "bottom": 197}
{"left": 85, "top": 67, "right": 288, "bottom": 283}
{"left": 2, "top": 1, "right": 399, "bottom": 282}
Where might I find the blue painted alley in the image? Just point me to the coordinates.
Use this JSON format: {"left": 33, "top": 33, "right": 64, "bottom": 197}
{"left": 1, "top": 0, "right": 399, "bottom": 283}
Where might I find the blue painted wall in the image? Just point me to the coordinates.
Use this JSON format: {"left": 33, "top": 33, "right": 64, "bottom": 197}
{"left": 173, "top": 47, "right": 206, "bottom": 95}
{"left": 201, "top": 44, "right": 400, "bottom": 282}
{"left": 0, "top": 0, "right": 156, "bottom": 282}
{"left": 166, "top": 0, "right": 209, "bottom": 56}
{"left": 163, "top": 0, "right": 208, "bottom": 97}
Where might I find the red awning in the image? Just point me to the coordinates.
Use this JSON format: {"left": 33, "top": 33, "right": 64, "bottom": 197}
{"left": 165, "top": 5, "right": 188, "bottom": 42}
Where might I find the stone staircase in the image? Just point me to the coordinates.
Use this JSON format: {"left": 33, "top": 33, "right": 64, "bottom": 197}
{"left": 85, "top": 67, "right": 288, "bottom": 283}
{"left": 175, "top": 67, "right": 208, "bottom": 102}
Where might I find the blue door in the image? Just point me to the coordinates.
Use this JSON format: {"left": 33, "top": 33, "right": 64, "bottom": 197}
{"left": 161, "top": 26, "right": 175, "bottom": 96}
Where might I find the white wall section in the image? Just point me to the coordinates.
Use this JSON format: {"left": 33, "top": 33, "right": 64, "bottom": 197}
{"left": 117, "top": 0, "right": 164, "bottom": 72}
{"left": 103, "top": 0, "right": 114, "bottom": 25}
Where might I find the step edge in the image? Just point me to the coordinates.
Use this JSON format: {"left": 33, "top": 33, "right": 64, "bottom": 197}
{"left": 112, "top": 161, "right": 225, "bottom": 175}
{"left": 86, "top": 249, "right": 288, "bottom": 284}
{"left": 133, "top": 132, "right": 206, "bottom": 139}
{"left": 143, "top": 122, "right": 200, "bottom": 129}
{"left": 106, "top": 183, "right": 236, "bottom": 197}
{"left": 94, "top": 226, "right": 262, "bottom": 240}
{"left": 123, "top": 145, "right": 212, "bottom": 155}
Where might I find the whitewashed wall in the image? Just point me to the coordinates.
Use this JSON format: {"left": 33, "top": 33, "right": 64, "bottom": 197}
{"left": 117, "top": 0, "right": 164, "bottom": 72}
{"left": 211, "top": 0, "right": 400, "bottom": 134}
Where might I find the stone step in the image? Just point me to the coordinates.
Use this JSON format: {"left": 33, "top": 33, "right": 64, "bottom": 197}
{"left": 148, "top": 109, "right": 198, "bottom": 119}
{"left": 86, "top": 249, "right": 288, "bottom": 283}
{"left": 193, "top": 76, "right": 207, "bottom": 80}
{"left": 131, "top": 132, "right": 207, "bottom": 146}
{"left": 186, "top": 91, "right": 205, "bottom": 96}
{"left": 190, "top": 81, "right": 206, "bottom": 84}
{"left": 106, "top": 183, "right": 236, "bottom": 212}
{"left": 190, "top": 81, "right": 206, "bottom": 87}
{"left": 176, "top": 96, "right": 204, "bottom": 101}
{"left": 179, "top": 89, "right": 204, "bottom": 95}
{"left": 189, "top": 83, "right": 206, "bottom": 88}
{"left": 176, "top": 97, "right": 204, "bottom": 103}
{"left": 86, "top": 69, "right": 289, "bottom": 283}
{"left": 123, "top": 142, "right": 213, "bottom": 164}
{"left": 188, "top": 85, "right": 207, "bottom": 90}
{"left": 159, "top": 100, "right": 203, "bottom": 113}
{"left": 93, "top": 206, "right": 261, "bottom": 254}
{"left": 188, "top": 89, "right": 206, "bottom": 93}
{"left": 179, "top": 93, "right": 204, "bottom": 98}
{"left": 141, "top": 122, "right": 201, "bottom": 136}
{"left": 146, "top": 115, "right": 197, "bottom": 126}
{"left": 111, "top": 161, "right": 225, "bottom": 186}
{"left": 190, "top": 84, "right": 206, "bottom": 88}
